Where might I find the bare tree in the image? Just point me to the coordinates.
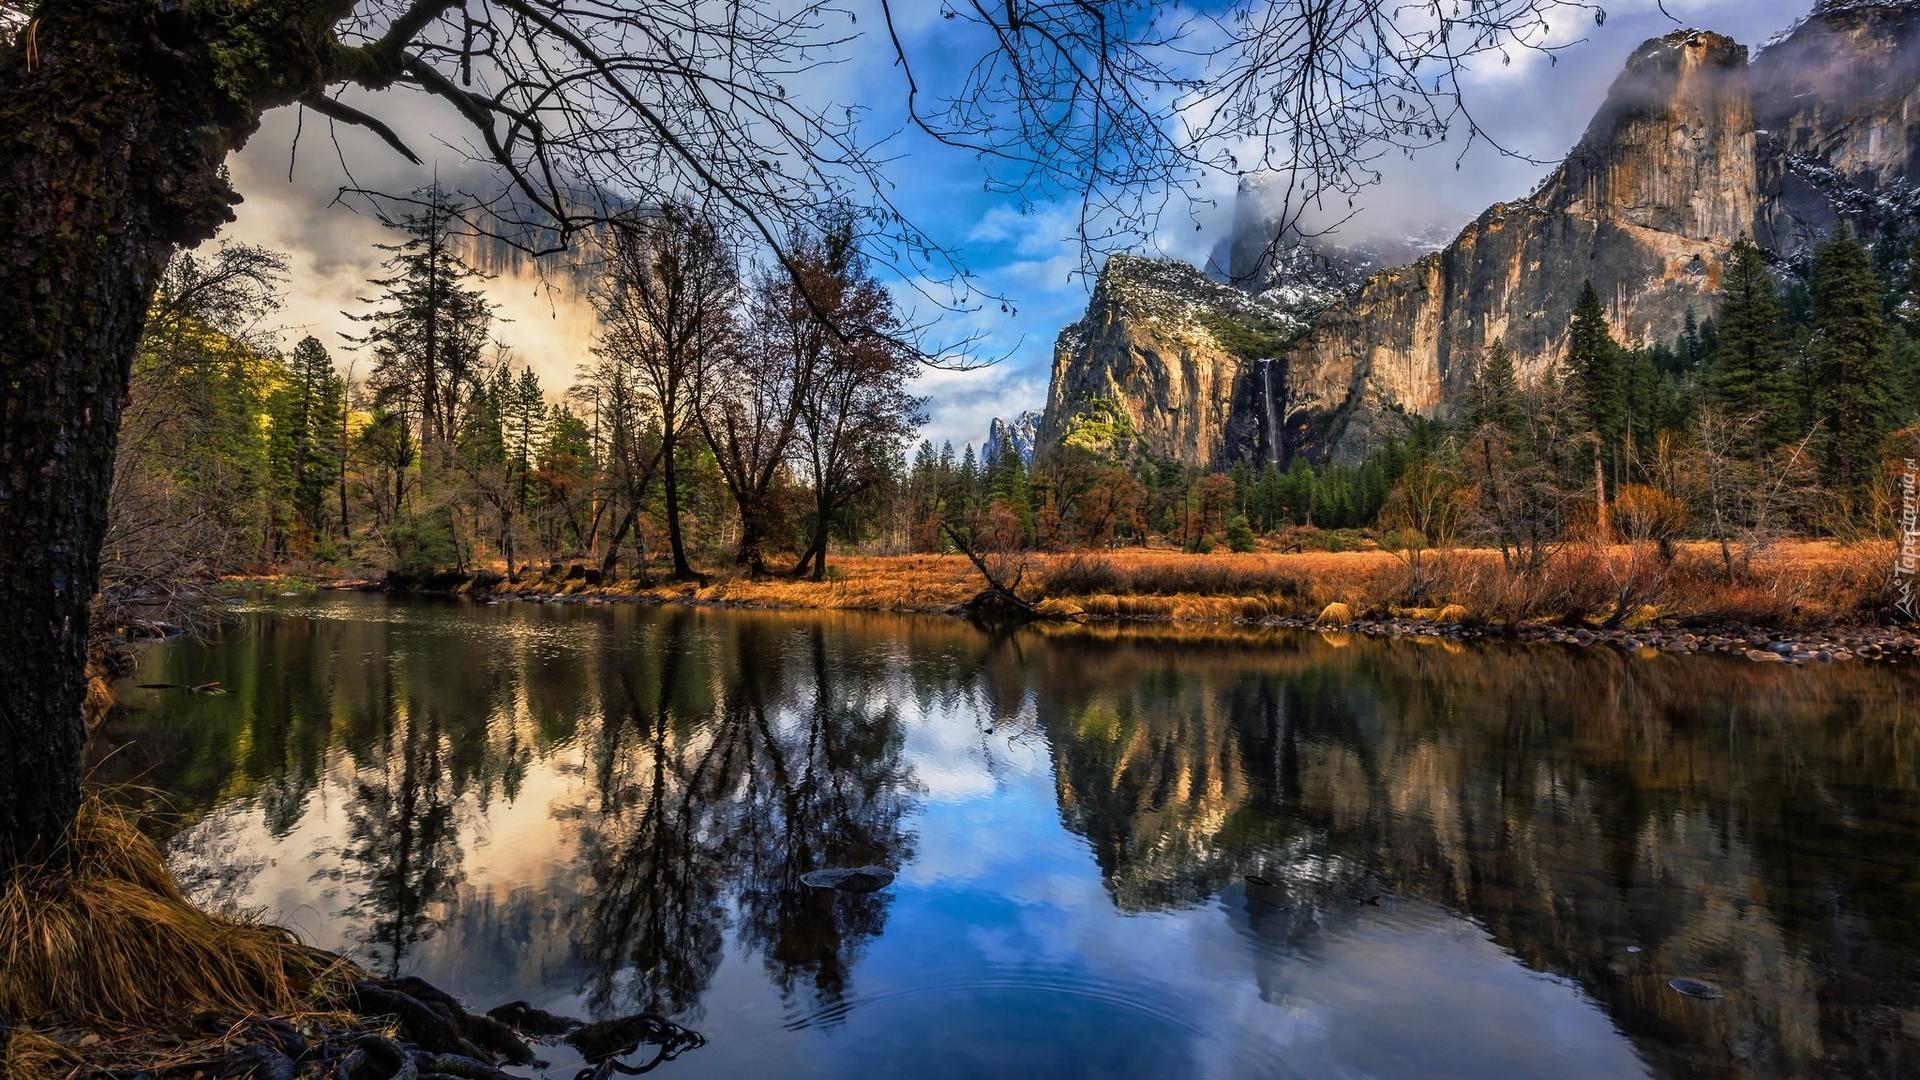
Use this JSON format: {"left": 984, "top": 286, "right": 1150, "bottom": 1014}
{"left": 575, "top": 355, "right": 665, "bottom": 581}
{"left": 97, "top": 244, "right": 290, "bottom": 657}
{"left": 701, "top": 254, "right": 824, "bottom": 575}
{"left": 791, "top": 234, "right": 927, "bottom": 581}
{"left": 595, "top": 206, "right": 737, "bottom": 581}
{"left": 883, "top": 0, "right": 1603, "bottom": 277}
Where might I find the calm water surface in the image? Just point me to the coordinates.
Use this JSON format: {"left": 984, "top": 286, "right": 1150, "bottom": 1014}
{"left": 96, "top": 594, "right": 1920, "bottom": 1079}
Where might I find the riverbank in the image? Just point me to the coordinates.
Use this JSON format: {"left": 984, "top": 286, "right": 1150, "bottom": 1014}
{"left": 292, "top": 539, "right": 1905, "bottom": 639}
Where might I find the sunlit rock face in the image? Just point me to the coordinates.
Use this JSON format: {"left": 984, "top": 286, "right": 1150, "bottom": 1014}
{"left": 1283, "top": 30, "right": 1755, "bottom": 464}
{"left": 1036, "top": 255, "right": 1303, "bottom": 468}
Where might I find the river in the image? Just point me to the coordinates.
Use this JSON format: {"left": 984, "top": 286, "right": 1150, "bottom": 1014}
{"left": 95, "top": 593, "right": 1920, "bottom": 1078}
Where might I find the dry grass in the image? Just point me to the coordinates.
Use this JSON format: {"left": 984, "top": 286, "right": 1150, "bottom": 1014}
{"left": 391, "top": 539, "right": 1900, "bottom": 630}
{"left": 475, "top": 555, "right": 991, "bottom": 613}
{"left": 0, "top": 797, "right": 358, "bottom": 1078}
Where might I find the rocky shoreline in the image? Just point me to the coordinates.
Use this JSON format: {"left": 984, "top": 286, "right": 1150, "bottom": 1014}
{"left": 1253, "top": 614, "right": 1917, "bottom": 663}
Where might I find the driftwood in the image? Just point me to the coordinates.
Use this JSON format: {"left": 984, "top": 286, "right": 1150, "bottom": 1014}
{"left": 487, "top": 999, "right": 706, "bottom": 1079}
{"left": 939, "top": 521, "right": 1036, "bottom": 618}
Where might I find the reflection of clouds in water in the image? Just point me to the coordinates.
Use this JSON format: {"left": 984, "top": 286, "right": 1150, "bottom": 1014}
{"left": 1231, "top": 905, "right": 1649, "bottom": 1079}
{"left": 113, "top": 599, "right": 1920, "bottom": 1079}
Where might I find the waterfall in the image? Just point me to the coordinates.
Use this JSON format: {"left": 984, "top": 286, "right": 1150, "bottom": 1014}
{"left": 1259, "top": 358, "right": 1282, "bottom": 466}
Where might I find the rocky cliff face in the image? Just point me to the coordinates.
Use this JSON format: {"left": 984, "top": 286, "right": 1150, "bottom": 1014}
{"left": 987, "top": 410, "right": 1043, "bottom": 466}
{"left": 1040, "top": 5, "right": 1920, "bottom": 468}
{"left": 1037, "top": 255, "right": 1303, "bottom": 468}
{"left": 1751, "top": 1, "right": 1920, "bottom": 253}
{"left": 1284, "top": 29, "right": 1755, "bottom": 464}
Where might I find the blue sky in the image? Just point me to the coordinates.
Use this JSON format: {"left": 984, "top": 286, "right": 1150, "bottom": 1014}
{"left": 227, "top": 0, "right": 1809, "bottom": 453}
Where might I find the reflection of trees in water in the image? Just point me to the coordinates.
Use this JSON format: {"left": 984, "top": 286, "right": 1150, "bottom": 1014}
{"left": 120, "top": 603, "right": 1920, "bottom": 1074}
{"left": 338, "top": 704, "right": 466, "bottom": 976}
{"left": 723, "top": 623, "right": 916, "bottom": 1007}
{"left": 1025, "top": 628, "right": 1920, "bottom": 1079}
{"left": 575, "top": 615, "right": 917, "bottom": 1020}
{"left": 576, "top": 612, "right": 729, "bottom": 1017}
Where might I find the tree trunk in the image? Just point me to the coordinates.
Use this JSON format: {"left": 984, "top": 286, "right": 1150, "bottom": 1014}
{"left": 1593, "top": 454, "right": 1610, "bottom": 546}
{"left": 0, "top": 1, "right": 333, "bottom": 867}
{"left": 805, "top": 508, "right": 830, "bottom": 582}
{"left": 602, "top": 506, "right": 639, "bottom": 578}
{"left": 661, "top": 434, "right": 695, "bottom": 580}
{"left": 736, "top": 511, "right": 767, "bottom": 577}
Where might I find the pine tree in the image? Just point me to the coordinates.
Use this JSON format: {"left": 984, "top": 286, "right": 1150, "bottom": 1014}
{"left": 352, "top": 182, "right": 496, "bottom": 456}
{"left": 1225, "top": 513, "right": 1256, "bottom": 552}
{"left": 505, "top": 366, "right": 545, "bottom": 511}
{"left": 1711, "top": 234, "right": 1792, "bottom": 458}
{"left": 1567, "top": 280, "right": 1625, "bottom": 478}
{"left": 1464, "top": 337, "right": 1519, "bottom": 434}
{"left": 1679, "top": 306, "right": 1702, "bottom": 368}
{"left": 986, "top": 434, "right": 1035, "bottom": 542}
{"left": 267, "top": 335, "right": 346, "bottom": 546}
{"left": 1810, "top": 225, "right": 1896, "bottom": 490}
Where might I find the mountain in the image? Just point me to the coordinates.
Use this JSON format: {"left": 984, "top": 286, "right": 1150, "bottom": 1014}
{"left": 1751, "top": 0, "right": 1920, "bottom": 253}
{"left": 987, "top": 410, "right": 1043, "bottom": 467}
{"left": 1035, "top": 255, "right": 1304, "bottom": 468}
{"left": 1037, "top": 3, "right": 1920, "bottom": 468}
{"left": 1283, "top": 28, "right": 1756, "bottom": 464}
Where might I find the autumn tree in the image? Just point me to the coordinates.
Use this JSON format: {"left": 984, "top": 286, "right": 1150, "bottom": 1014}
{"left": 595, "top": 207, "right": 737, "bottom": 581}
{"left": 789, "top": 234, "right": 926, "bottom": 581}
{"left": 703, "top": 248, "right": 829, "bottom": 574}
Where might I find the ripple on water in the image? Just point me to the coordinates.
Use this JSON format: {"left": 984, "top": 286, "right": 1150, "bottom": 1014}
{"left": 776, "top": 970, "right": 1298, "bottom": 1077}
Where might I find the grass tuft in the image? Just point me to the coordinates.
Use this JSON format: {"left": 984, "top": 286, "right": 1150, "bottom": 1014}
{"left": 0, "top": 797, "right": 346, "bottom": 1030}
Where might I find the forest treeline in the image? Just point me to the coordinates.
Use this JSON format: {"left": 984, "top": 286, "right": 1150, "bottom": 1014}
{"left": 104, "top": 185, "right": 928, "bottom": 619}
{"left": 106, "top": 206, "right": 1920, "bottom": 627}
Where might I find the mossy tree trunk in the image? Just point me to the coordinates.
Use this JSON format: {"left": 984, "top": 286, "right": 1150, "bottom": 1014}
{"left": 0, "top": 0, "right": 346, "bottom": 869}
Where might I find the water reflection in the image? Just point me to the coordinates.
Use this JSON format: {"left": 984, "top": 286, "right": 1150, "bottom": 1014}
{"left": 575, "top": 615, "right": 915, "bottom": 1018}
{"left": 97, "top": 598, "right": 1920, "bottom": 1079}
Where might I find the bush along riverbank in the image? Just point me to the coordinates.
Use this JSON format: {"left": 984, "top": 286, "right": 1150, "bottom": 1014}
{"left": 294, "top": 540, "right": 1918, "bottom": 645}
{"left": 0, "top": 801, "right": 703, "bottom": 1080}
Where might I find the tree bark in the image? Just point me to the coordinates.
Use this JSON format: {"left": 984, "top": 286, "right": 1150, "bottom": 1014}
{"left": 0, "top": 0, "right": 338, "bottom": 868}
{"left": 661, "top": 436, "right": 696, "bottom": 581}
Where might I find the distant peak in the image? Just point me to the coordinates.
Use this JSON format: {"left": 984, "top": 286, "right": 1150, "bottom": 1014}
{"left": 1815, "top": 0, "right": 1920, "bottom": 11}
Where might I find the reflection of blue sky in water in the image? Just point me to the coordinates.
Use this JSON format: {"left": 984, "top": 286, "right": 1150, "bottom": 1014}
{"left": 146, "top": 601, "right": 1652, "bottom": 1080}
{"left": 174, "top": 734, "right": 1649, "bottom": 1080}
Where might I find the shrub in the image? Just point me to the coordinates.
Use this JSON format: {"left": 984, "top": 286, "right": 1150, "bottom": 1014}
{"left": 1226, "top": 514, "right": 1257, "bottom": 553}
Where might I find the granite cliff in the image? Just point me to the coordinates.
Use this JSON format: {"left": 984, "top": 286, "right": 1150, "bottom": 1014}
{"left": 1036, "top": 256, "right": 1307, "bottom": 468}
{"left": 987, "top": 410, "right": 1043, "bottom": 466}
{"left": 1284, "top": 28, "right": 1756, "bottom": 463}
{"left": 1752, "top": 0, "right": 1920, "bottom": 252}
{"left": 1038, "top": 3, "right": 1920, "bottom": 467}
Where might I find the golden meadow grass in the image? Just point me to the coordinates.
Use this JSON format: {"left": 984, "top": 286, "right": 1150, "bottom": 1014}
{"left": 482, "top": 540, "right": 1892, "bottom": 629}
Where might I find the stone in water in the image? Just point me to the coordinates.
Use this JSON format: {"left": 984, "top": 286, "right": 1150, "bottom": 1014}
{"left": 1669, "top": 977, "right": 1724, "bottom": 999}
{"left": 802, "top": 866, "right": 895, "bottom": 892}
